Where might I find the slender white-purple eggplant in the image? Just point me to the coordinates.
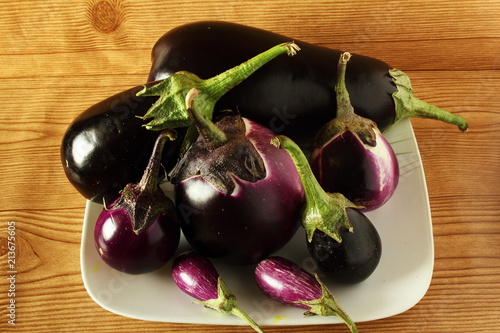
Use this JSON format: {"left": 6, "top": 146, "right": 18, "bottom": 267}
{"left": 170, "top": 89, "right": 305, "bottom": 265}
{"left": 94, "top": 130, "right": 180, "bottom": 274}
{"left": 255, "top": 256, "right": 357, "bottom": 333}
{"left": 172, "top": 251, "right": 264, "bottom": 333}
{"left": 271, "top": 135, "right": 382, "bottom": 284}
{"left": 310, "top": 52, "right": 399, "bottom": 212}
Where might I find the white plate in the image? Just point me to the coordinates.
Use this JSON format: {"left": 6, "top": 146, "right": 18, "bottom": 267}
{"left": 80, "top": 118, "right": 434, "bottom": 326}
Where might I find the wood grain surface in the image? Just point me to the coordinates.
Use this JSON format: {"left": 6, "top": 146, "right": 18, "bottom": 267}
{"left": 1, "top": 0, "right": 499, "bottom": 332}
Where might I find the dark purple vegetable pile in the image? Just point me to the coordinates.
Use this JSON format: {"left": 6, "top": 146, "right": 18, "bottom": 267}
{"left": 61, "top": 21, "right": 468, "bottom": 331}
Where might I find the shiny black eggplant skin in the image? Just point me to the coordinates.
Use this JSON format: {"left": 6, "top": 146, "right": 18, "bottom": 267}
{"left": 307, "top": 208, "right": 382, "bottom": 284}
{"left": 61, "top": 84, "right": 183, "bottom": 203}
{"left": 148, "top": 21, "right": 396, "bottom": 148}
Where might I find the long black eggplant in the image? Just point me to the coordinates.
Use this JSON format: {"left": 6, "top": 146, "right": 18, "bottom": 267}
{"left": 148, "top": 20, "right": 468, "bottom": 148}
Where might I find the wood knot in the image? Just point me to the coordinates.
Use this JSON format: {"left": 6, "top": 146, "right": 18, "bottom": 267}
{"left": 87, "top": 0, "right": 124, "bottom": 34}
{"left": 0, "top": 236, "right": 8, "bottom": 256}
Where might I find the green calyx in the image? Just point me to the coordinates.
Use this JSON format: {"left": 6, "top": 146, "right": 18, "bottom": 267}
{"left": 137, "top": 42, "right": 300, "bottom": 131}
{"left": 198, "top": 277, "right": 264, "bottom": 333}
{"left": 293, "top": 273, "right": 358, "bottom": 333}
{"left": 389, "top": 68, "right": 468, "bottom": 132}
{"left": 314, "top": 52, "right": 378, "bottom": 149}
{"left": 270, "top": 135, "right": 362, "bottom": 243}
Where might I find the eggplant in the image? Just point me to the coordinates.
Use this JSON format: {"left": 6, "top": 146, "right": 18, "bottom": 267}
{"left": 60, "top": 84, "right": 183, "bottom": 203}
{"left": 148, "top": 20, "right": 468, "bottom": 149}
{"left": 311, "top": 52, "right": 399, "bottom": 211}
{"left": 171, "top": 89, "right": 304, "bottom": 266}
{"left": 255, "top": 256, "right": 357, "bottom": 333}
{"left": 172, "top": 251, "right": 263, "bottom": 333}
{"left": 94, "top": 130, "right": 180, "bottom": 274}
{"left": 307, "top": 209, "right": 382, "bottom": 284}
{"left": 271, "top": 135, "right": 382, "bottom": 283}
{"left": 61, "top": 42, "right": 299, "bottom": 202}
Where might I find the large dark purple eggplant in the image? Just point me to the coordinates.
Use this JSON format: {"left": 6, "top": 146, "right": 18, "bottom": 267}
{"left": 61, "top": 42, "right": 298, "bottom": 202}
{"left": 172, "top": 89, "right": 304, "bottom": 266}
{"left": 148, "top": 20, "right": 468, "bottom": 148}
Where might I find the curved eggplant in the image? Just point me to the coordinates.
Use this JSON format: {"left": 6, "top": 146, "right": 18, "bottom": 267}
{"left": 148, "top": 20, "right": 467, "bottom": 149}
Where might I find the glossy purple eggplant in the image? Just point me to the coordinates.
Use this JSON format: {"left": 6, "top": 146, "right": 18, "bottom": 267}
{"left": 172, "top": 251, "right": 263, "bottom": 333}
{"left": 171, "top": 89, "right": 304, "bottom": 266}
{"left": 62, "top": 42, "right": 299, "bottom": 203}
{"left": 310, "top": 53, "right": 399, "bottom": 211}
{"left": 148, "top": 20, "right": 468, "bottom": 150}
{"left": 271, "top": 135, "right": 382, "bottom": 284}
{"left": 255, "top": 256, "right": 357, "bottom": 333}
{"left": 94, "top": 130, "right": 180, "bottom": 274}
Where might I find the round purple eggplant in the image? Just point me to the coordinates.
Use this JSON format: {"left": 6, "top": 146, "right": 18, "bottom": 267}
{"left": 311, "top": 52, "right": 399, "bottom": 211}
{"left": 271, "top": 135, "right": 382, "bottom": 284}
{"left": 255, "top": 256, "right": 357, "bottom": 333}
{"left": 94, "top": 130, "right": 180, "bottom": 274}
{"left": 172, "top": 251, "right": 264, "bottom": 333}
{"left": 171, "top": 89, "right": 305, "bottom": 266}
{"left": 94, "top": 204, "right": 179, "bottom": 274}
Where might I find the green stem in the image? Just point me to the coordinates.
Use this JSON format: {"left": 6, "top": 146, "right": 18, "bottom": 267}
{"left": 201, "top": 42, "right": 300, "bottom": 102}
{"left": 314, "top": 52, "right": 377, "bottom": 148}
{"left": 297, "top": 274, "right": 358, "bottom": 333}
{"left": 271, "top": 135, "right": 359, "bottom": 243}
{"left": 389, "top": 68, "right": 468, "bottom": 132}
{"left": 137, "top": 42, "right": 300, "bottom": 131}
{"left": 184, "top": 88, "right": 227, "bottom": 149}
{"left": 200, "top": 277, "right": 264, "bottom": 333}
{"left": 334, "top": 52, "right": 356, "bottom": 119}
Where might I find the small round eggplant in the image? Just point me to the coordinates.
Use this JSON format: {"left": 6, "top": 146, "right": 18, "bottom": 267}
{"left": 255, "top": 256, "right": 357, "bottom": 333}
{"left": 171, "top": 89, "right": 304, "bottom": 266}
{"left": 310, "top": 53, "right": 399, "bottom": 211}
{"left": 94, "top": 130, "right": 180, "bottom": 274}
{"left": 172, "top": 251, "right": 263, "bottom": 333}
{"left": 271, "top": 135, "right": 382, "bottom": 284}
{"left": 307, "top": 208, "right": 381, "bottom": 284}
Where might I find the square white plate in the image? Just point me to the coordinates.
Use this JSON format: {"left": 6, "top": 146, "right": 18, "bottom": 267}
{"left": 80, "top": 118, "right": 434, "bottom": 326}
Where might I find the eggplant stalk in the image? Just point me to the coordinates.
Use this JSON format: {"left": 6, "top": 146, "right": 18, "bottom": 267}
{"left": 108, "top": 129, "right": 177, "bottom": 234}
{"left": 390, "top": 69, "right": 468, "bottom": 132}
{"left": 199, "top": 277, "right": 264, "bottom": 333}
{"left": 137, "top": 42, "right": 300, "bottom": 131}
{"left": 271, "top": 135, "right": 361, "bottom": 243}
{"left": 314, "top": 52, "right": 378, "bottom": 148}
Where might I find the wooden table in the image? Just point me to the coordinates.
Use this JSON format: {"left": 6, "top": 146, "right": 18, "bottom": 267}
{"left": 1, "top": 0, "right": 499, "bottom": 332}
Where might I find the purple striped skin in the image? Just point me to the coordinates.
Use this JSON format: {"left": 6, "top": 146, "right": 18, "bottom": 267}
{"left": 310, "top": 52, "right": 399, "bottom": 212}
{"left": 172, "top": 251, "right": 264, "bottom": 333}
{"left": 255, "top": 256, "right": 358, "bottom": 333}
{"left": 255, "top": 256, "right": 321, "bottom": 309}
{"left": 310, "top": 128, "right": 399, "bottom": 212}
{"left": 171, "top": 251, "right": 219, "bottom": 301}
